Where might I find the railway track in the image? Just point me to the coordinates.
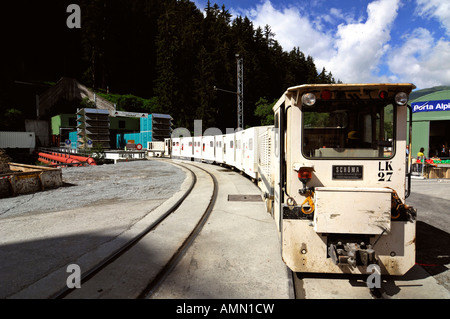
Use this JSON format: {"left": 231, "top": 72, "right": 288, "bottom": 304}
{"left": 53, "top": 162, "right": 218, "bottom": 299}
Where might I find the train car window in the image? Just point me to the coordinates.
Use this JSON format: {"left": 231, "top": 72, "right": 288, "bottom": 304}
{"left": 302, "top": 100, "right": 396, "bottom": 159}
{"left": 249, "top": 138, "right": 253, "bottom": 151}
{"left": 210, "top": 141, "right": 213, "bottom": 147}
{"left": 230, "top": 141, "right": 234, "bottom": 148}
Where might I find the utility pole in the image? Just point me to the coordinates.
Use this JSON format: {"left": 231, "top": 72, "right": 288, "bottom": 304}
{"left": 236, "top": 54, "right": 244, "bottom": 130}
{"left": 214, "top": 54, "right": 244, "bottom": 130}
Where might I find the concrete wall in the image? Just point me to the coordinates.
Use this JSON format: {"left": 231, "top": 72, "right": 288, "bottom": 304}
{"left": 25, "top": 120, "right": 49, "bottom": 147}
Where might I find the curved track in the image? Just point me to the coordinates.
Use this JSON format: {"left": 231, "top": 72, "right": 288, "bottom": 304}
{"left": 138, "top": 162, "right": 218, "bottom": 298}
{"left": 54, "top": 161, "right": 217, "bottom": 299}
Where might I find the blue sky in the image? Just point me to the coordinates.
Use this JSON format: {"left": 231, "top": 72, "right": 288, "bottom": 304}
{"left": 193, "top": 0, "right": 450, "bottom": 90}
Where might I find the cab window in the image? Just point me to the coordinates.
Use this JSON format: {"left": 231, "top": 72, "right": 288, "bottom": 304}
{"left": 302, "top": 100, "right": 395, "bottom": 159}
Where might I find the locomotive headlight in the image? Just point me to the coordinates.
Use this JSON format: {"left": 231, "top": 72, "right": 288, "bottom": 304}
{"left": 302, "top": 93, "right": 316, "bottom": 106}
{"left": 395, "top": 92, "right": 408, "bottom": 106}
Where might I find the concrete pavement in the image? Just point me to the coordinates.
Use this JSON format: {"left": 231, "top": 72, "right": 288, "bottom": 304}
{"left": 151, "top": 161, "right": 293, "bottom": 299}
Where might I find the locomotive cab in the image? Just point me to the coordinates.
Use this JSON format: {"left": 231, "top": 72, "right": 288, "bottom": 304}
{"left": 274, "top": 84, "right": 417, "bottom": 275}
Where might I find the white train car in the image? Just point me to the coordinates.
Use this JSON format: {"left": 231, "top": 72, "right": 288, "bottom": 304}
{"left": 241, "top": 126, "right": 270, "bottom": 180}
{"left": 147, "top": 141, "right": 165, "bottom": 157}
{"left": 202, "top": 135, "right": 216, "bottom": 163}
{"left": 180, "top": 137, "right": 193, "bottom": 160}
{"left": 257, "top": 126, "right": 276, "bottom": 212}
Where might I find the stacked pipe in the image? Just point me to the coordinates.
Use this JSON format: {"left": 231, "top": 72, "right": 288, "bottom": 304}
{"left": 37, "top": 156, "right": 57, "bottom": 166}
{"left": 62, "top": 153, "right": 97, "bottom": 166}
{"left": 51, "top": 152, "right": 97, "bottom": 166}
{"left": 38, "top": 152, "right": 81, "bottom": 166}
{"left": 37, "top": 152, "right": 97, "bottom": 167}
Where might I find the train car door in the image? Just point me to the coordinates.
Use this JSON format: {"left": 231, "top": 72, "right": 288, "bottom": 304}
{"left": 215, "top": 135, "right": 224, "bottom": 164}
{"left": 164, "top": 138, "right": 171, "bottom": 157}
{"left": 193, "top": 136, "right": 202, "bottom": 161}
{"left": 234, "top": 130, "right": 244, "bottom": 171}
{"left": 223, "top": 133, "right": 236, "bottom": 167}
{"left": 171, "top": 137, "right": 181, "bottom": 158}
{"left": 202, "top": 135, "right": 215, "bottom": 163}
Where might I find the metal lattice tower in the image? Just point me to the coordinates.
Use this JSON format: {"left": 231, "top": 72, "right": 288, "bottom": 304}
{"left": 236, "top": 54, "right": 244, "bottom": 130}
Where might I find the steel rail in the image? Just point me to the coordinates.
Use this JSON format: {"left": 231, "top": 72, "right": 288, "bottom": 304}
{"left": 138, "top": 162, "right": 219, "bottom": 298}
{"left": 52, "top": 162, "right": 197, "bottom": 299}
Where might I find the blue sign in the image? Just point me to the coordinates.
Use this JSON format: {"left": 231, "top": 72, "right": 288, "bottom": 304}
{"left": 411, "top": 99, "right": 450, "bottom": 113}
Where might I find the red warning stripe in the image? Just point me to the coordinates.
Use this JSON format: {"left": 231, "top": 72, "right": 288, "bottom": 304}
{"left": 416, "top": 262, "right": 440, "bottom": 267}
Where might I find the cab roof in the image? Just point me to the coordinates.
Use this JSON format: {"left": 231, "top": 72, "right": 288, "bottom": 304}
{"left": 286, "top": 83, "right": 416, "bottom": 94}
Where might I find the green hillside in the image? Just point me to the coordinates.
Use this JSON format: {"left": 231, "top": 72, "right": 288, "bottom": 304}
{"left": 410, "top": 86, "right": 450, "bottom": 101}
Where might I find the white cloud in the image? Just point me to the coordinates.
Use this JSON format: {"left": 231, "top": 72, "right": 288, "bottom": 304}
{"left": 415, "top": 0, "right": 450, "bottom": 35}
{"left": 244, "top": 0, "right": 401, "bottom": 83}
{"left": 387, "top": 28, "right": 450, "bottom": 88}
{"left": 244, "top": 1, "right": 333, "bottom": 58}
{"left": 312, "top": 8, "right": 359, "bottom": 32}
{"left": 319, "top": 0, "right": 401, "bottom": 83}
{"left": 196, "top": 0, "right": 450, "bottom": 88}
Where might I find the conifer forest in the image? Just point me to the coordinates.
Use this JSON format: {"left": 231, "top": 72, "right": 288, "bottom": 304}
{"left": 1, "top": 0, "right": 337, "bottom": 132}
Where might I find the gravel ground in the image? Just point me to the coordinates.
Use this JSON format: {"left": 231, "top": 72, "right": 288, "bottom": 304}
{"left": 0, "top": 159, "right": 188, "bottom": 297}
{"left": 0, "top": 159, "right": 186, "bottom": 218}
